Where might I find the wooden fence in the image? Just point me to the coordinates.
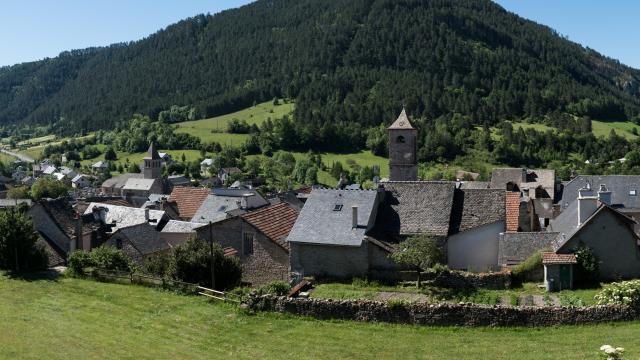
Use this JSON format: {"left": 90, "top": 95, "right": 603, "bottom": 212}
{"left": 88, "top": 268, "right": 240, "bottom": 303}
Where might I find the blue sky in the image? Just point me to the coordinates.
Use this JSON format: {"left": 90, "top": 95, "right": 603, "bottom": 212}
{"left": 495, "top": 0, "right": 640, "bottom": 68}
{"left": 1, "top": 1, "right": 638, "bottom": 68}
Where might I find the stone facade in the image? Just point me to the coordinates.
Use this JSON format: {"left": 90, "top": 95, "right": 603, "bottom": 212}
{"left": 246, "top": 295, "right": 640, "bottom": 327}
{"left": 498, "top": 232, "right": 561, "bottom": 267}
{"left": 210, "top": 217, "right": 289, "bottom": 286}
{"left": 290, "top": 242, "right": 371, "bottom": 279}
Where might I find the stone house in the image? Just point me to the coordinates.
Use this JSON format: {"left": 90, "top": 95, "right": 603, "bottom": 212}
{"left": 91, "top": 161, "right": 109, "bottom": 174}
{"left": 106, "top": 223, "right": 171, "bottom": 265}
{"left": 72, "top": 174, "right": 93, "bottom": 189}
{"left": 218, "top": 167, "right": 242, "bottom": 183}
{"left": 191, "top": 188, "right": 269, "bottom": 224}
{"left": 549, "top": 185, "right": 640, "bottom": 280}
{"left": 168, "top": 187, "right": 211, "bottom": 221}
{"left": 209, "top": 202, "right": 299, "bottom": 285}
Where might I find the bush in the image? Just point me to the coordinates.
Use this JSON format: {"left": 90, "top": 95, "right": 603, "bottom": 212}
{"left": 574, "top": 245, "right": 599, "bottom": 287}
{"left": 595, "top": 280, "right": 640, "bottom": 307}
{"left": 67, "top": 247, "right": 132, "bottom": 277}
{"left": 512, "top": 251, "right": 543, "bottom": 283}
{"left": 0, "top": 208, "right": 47, "bottom": 271}
{"left": 142, "top": 252, "right": 171, "bottom": 277}
{"left": 259, "top": 281, "right": 291, "bottom": 296}
{"left": 168, "top": 237, "right": 242, "bottom": 290}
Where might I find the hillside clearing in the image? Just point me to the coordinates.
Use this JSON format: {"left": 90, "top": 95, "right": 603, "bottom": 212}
{"left": 0, "top": 274, "right": 638, "bottom": 359}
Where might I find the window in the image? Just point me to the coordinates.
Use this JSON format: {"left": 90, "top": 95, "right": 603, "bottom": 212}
{"left": 115, "top": 238, "right": 123, "bottom": 250}
{"left": 243, "top": 232, "right": 254, "bottom": 255}
{"left": 396, "top": 135, "right": 405, "bottom": 143}
{"left": 333, "top": 204, "right": 343, "bottom": 211}
{"left": 630, "top": 190, "right": 637, "bottom": 196}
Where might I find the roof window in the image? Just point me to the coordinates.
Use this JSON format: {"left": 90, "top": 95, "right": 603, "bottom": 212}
{"left": 630, "top": 190, "right": 637, "bottom": 196}
{"left": 333, "top": 204, "right": 343, "bottom": 211}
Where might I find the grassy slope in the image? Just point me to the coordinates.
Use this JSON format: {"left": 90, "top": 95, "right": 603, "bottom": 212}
{"left": 0, "top": 275, "right": 638, "bottom": 360}
{"left": 592, "top": 120, "right": 640, "bottom": 140}
{"left": 176, "top": 101, "right": 294, "bottom": 144}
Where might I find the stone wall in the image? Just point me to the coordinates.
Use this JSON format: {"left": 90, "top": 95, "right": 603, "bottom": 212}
{"left": 246, "top": 295, "right": 640, "bottom": 327}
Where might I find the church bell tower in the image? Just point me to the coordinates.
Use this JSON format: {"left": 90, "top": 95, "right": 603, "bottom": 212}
{"left": 388, "top": 108, "right": 418, "bottom": 181}
{"left": 143, "top": 142, "right": 162, "bottom": 180}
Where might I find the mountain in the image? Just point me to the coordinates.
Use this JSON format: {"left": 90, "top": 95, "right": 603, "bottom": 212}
{"left": 1, "top": 0, "right": 640, "bottom": 136}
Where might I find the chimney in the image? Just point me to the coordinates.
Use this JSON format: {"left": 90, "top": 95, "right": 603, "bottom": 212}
{"left": 144, "top": 208, "right": 150, "bottom": 222}
{"left": 578, "top": 185, "right": 598, "bottom": 225}
{"left": 352, "top": 206, "right": 358, "bottom": 229}
{"left": 74, "top": 213, "right": 82, "bottom": 251}
{"left": 597, "top": 184, "right": 612, "bottom": 206}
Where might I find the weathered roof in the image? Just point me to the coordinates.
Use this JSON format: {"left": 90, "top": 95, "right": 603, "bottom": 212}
{"left": 561, "top": 175, "right": 640, "bottom": 209}
{"left": 490, "top": 168, "right": 555, "bottom": 194}
{"left": 287, "top": 189, "right": 380, "bottom": 246}
{"left": 505, "top": 192, "right": 520, "bottom": 232}
{"left": 83, "top": 203, "right": 165, "bottom": 233}
{"left": 241, "top": 202, "right": 299, "bottom": 250}
{"left": 144, "top": 143, "right": 161, "bottom": 160}
{"left": 167, "top": 175, "right": 190, "bottom": 186}
{"left": 42, "top": 165, "right": 57, "bottom": 175}
{"left": 388, "top": 108, "right": 416, "bottom": 130}
{"left": 449, "top": 189, "right": 506, "bottom": 234}
{"left": 200, "top": 158, "right": 214, "bottom": 166}
{"left": 541, "top": 252, "right": 577, "bottom": 265}
{"left": 169, "top": 187, "right": 211, "bottom": 220}
{"left": 115, "top": 223, "right": 168, "bottom": 255}
{"left": 498, "top": 232, "right": 562, "bottom": 266}
{"left": 92, "top": 161, "right": 108, "bottom": 168}
{"left": 458, "top": 181, "right": 490, "bottom": 189}
{"left": 101, "top": 173, "right": 143, "bottom": 189}
{"left": 122, "top": 178, "right": 159, "bottom": 191}
{"left": 191, "top": 194, "right": 241, "bottom": 224}
{"left": 160, "top": 220, "right": 206, "bottom": 233}
{"left": 221, "top": 167, "right": 242, "bottom": 174}
{"left": 378, "top": 182, "right": 456, "bottom": 236}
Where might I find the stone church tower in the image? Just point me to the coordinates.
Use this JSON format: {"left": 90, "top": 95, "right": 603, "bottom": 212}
{"left": 143, "top": 142, "right": 162, "bottom": 179}
{"left": 388, "top": 109, "right": 418, "bottom": 181}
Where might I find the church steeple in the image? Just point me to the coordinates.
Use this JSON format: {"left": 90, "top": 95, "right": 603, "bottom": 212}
{"left": 143, "top": 142, "right": 162, "bottom": 179}
{"left": 388, "top": 109, "right": 418, "bottom": 181}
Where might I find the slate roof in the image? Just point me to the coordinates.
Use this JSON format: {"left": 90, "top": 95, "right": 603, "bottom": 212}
{"left": 287, "top": 189, "right": 380, "bottom": 246}
{"left": 388, "top": 109, "right": 416, "bottom": 130}
{"left": 490, "top": 168, "right": 555, "bottom": 195}
{"left": 92, "top": 161, "right": 108, "bottom": 169}
{"left": 458, "top": 181, "right": 490, "bottom": 189}
{"left": 160, "top": 220, "right": 206, "bottom": 233}
{"left": 498, "top": 232, "right": 562, "bottom": 266}
{"left": 560, "top": 175, "right": 640, "bottom": 209}
{"left": 191, "top": 194, "right": 242, "bottom": 224}
{"left": 201, "top": 158, "right": 214, "bottom": 166}
{"left": 169, "top": 187, "right": 211, "bottom": 220}
{"left": 101, "top": 173, "right": 143, "bottom": 189}
{"left": 541, "top": 252, "right": 577, "bottom": 265}
{"left": 144, "top": 143, "right": 161, "bottom": 160}
{"left": 167, "top": 175, "right": 190, "bottom": 187}
{"left": 115, "top": 223, "right": 169, "bottom": 255}
{"left": 449, "top": 189, "right": 506, "bottom": 234}
{"left": 42, "top": 165, "right": 57, "bottom": 175}
{"left": 378, "top": 182, "right": 456, "bottom": 236}
{"left": 83, "top": 203, "right": 165, "bottom": 233}
{"left": 241, "top": 202, "right": 299, "bottom": 250}
{"left": 122, "top": 178, "right": 159, "bottom": 191}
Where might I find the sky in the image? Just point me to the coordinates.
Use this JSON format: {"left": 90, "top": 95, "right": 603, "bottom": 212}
{"left": 1, "top": 1, "right": 639, "bottom": 68}
{"left": 494, "top": 0, "right": 640, "bottom": 68}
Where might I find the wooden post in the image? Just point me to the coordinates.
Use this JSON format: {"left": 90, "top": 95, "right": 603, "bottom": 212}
{"left": 209, "top": 221, "right": 216, "bottom": 290}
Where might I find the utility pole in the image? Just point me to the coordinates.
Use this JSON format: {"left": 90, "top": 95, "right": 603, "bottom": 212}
{"left": 209, "top": 221, "right": 215, "bottom": 290}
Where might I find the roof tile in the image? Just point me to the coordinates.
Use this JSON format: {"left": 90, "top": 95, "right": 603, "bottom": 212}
{"left": 505, "top": 192, "right": 520, "bottom": 232}
{"left": 169, "top": 187, "right": 211, "bottom": 220}
{"left": 242, "top": 202, "right": 299, "bottom": 251}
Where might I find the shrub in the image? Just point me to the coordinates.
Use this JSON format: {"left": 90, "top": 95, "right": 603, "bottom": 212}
{"left": 595, "top": 280, "right": 640, "bottom": 307}
{"left": 574, "top": 245, "right": 600, "bottom": 287}
{"left": 259, "top": 281, "right": 291, "bottom": 296}
{"left": 512, "top": 251, "right": 543, "bottom": 283}
{"left": 387, "top": 298, "right": 409, "bottom": 309}
{"left": 67, "top": 247, "right": 132, "bottom": 276}
{"left": 142, "top": 252, "right": 171, "bottom": 277}
{"left": 0, "top": 208, "right": 48, "bottom": 271}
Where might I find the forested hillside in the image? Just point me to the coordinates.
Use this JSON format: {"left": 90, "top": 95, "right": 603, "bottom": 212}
{"left": 1, "top": 0, "right": 640, "bottom": 141}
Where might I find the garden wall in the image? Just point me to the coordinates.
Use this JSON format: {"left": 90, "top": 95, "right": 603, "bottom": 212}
{"left": 245, "top": 295, "right": 639, "bottom": 327}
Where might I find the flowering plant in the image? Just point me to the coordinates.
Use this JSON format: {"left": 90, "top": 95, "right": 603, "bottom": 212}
{"left": 599, "top": 345, "right": 625, "bottom": 360}
{"left": 594, "top": 280, "right": 640, "bottom": 306}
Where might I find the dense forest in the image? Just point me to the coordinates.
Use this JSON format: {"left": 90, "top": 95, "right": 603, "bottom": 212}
{"left": 1, "top": 0, "right": 639, "bottom": 139}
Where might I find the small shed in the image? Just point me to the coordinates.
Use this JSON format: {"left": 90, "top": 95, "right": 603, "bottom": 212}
{"left": 542, "top": 252, "right": 577, "bottom": 292}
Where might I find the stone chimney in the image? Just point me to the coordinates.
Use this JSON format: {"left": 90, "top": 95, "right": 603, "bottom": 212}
{"left": 144, "top": 208, "right": 150, "bottom": 223}
{"left": 597, "top": 184, "right": 612, "bottom": 206}
{"left": 578, "top": 184, "right": 598, "bottom": 225}
{"left": 74, "top": 213, "right": 82, "bottom": 251}
{"left": 352, "top": 206, "right": 358, "bottom": 229}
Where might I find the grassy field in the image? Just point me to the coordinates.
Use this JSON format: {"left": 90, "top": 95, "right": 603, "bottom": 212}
{"left": 81, "top": 149, "right": 203, "bottom": 168}
{"left": 592, "top": 120, "right": 640, "bottom": 140}
{"left": 16, "top": 134, "right": 56, "bottom": 146}
{"left": 1, "top": 274, "right": 638, "bottom": 359}
{"left": 0, "top": 152, "right": 17, "bottom": 163}
{"left": 176, "top": 100, "right": 294, "bottom": 144}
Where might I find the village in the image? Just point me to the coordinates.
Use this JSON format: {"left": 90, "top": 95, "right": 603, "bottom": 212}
{"left": 0, "top": 109, "right": 638, "bottom": 306}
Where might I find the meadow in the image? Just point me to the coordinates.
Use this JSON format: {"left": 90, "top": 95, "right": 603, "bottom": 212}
{"left": 0, "top": 274, "right": 638, "bottom": 360}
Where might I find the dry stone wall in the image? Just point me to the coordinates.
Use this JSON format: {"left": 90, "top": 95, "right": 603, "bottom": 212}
{"left": 246, "top": 295, "right": 639, "bottom": 327}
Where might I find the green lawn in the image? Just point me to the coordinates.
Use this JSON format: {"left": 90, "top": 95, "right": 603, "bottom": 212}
{"left": 592, "top": 120, "right": 640, "bottom": 140}
{"left": 511, "top": 122, "right": 555, "bottom": 133}
{"left": 0, "top": 152, "right": 17, "bottom": 163}
{"left": 176, "top": 100, "right": 294, "bottom": 144}
{"left": 0, "top": 274, "right": 638, "bottom": 359}
{"left": 81, "top": 149, "right": 204, "bottom": 167}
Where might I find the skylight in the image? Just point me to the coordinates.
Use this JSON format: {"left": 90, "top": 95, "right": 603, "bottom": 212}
{"left": 333, "top": 204, "right": 343, "bottom": 211}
